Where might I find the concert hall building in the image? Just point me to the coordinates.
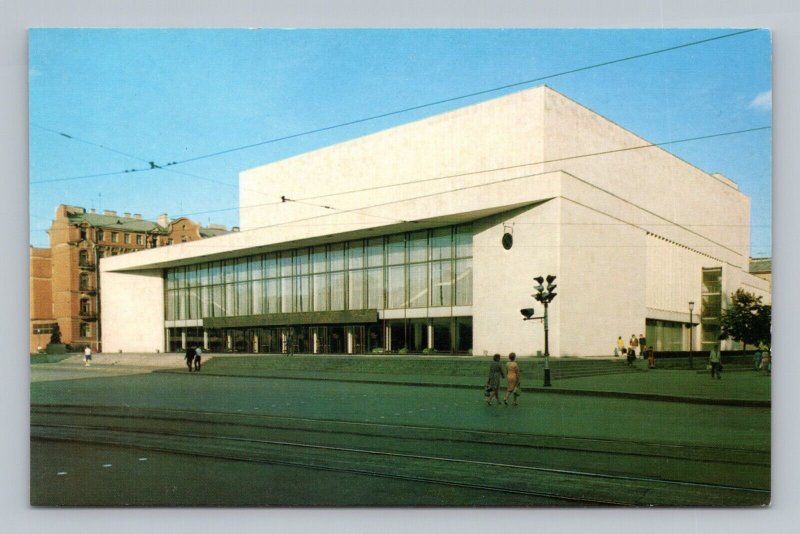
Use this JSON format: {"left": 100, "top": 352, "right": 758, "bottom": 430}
{"left": 99, "top": 86, "right": 770, "bottom": 357}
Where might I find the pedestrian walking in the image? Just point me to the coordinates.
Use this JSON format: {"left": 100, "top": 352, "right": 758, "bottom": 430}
{"left": 185, "top": 346, "right": 195, "bottom": 372}
{"left": 503, "top": 352, "right": 521, "bottom": 406}
{"left": 646, "top": 346, "right": 656, "bottom": 369}
{"left": 760, "top": 350, "right": 771, "bottom": 373}
{"left": 625, "top": 348, "right": 635, "bottom": 367}
{"left": 709, "top": 342, "right": 722, "bottom": 379}
{"left": 83, "top": 345, "right": 92, "bottom": 367}
{"left": 484, "top": 354, "right": 505, "bottom": 405}
{"left": 638, "top": 333, "right": 646, "bottom": 356}
{"left": 629, "top": 335, "right": 638, "bottom": 359}
{"left": 194, "top": 346, "right": 202, "bottom": 371}
{"left": 615, "top": 336, "right": 624, "bottom": 357}
{"left": 753, "top": 351, "right": 763, "bottom": 370}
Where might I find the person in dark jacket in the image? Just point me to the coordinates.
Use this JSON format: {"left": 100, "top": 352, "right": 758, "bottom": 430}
{"left": 484, "top": 354, "right": 505, "bottom": 405}
{"left": 185, "top": 347, "right": 195, "bottom": 372}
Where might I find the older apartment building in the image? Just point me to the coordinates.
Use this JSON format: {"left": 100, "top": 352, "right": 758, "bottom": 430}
{"left": 30, "top": 204, "right": 228, "bottom": 352}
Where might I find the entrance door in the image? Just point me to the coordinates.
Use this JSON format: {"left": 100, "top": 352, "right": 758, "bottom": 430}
{"left": 243, "top": 329, "right": 257, "bottom": 353}
{"left": 328, "top": 326, "right": 345, "bottom": 354}
{"left": 387, "top": 320, "right": 407, "bottom": 352}
{"left": 366, "top": 324, "right": 382, "bottom": 353}
{"left": 348, "top": 326, "right": 365, "bottom": 354}
{"left": 310, "top": 326, "right": 328, "bottom": 354}
{"left": 257, "top": 327, "right": 279, "bottom": 353}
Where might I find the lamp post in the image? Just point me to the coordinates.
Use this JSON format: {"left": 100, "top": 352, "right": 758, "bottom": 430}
{"left": 688, "top": 301, "right": 695, "bottom": 369}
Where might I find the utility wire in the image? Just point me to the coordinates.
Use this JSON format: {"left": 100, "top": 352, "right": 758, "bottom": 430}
{"left": 29, "top": 123, "right": 273, "bottom": 200}
{"left": 162, "top": 29, "right": 758, "bottom": 168}
{"left": 166, "top": 123, "right": 772, "bottom": 222}
{"left": 29, "top": 122, "right": 771, "bottom": 235}
{"left": 281, "top": 197, "right": 412, "bottom": 225}
{"left": 30, "top": 28, "right": 759, "bottom": 184}
{"left": 210, "top": 124, "right": 769, "bottom": 221}
{"left": 29, "top": 123, "right": 235, "bottom": 190}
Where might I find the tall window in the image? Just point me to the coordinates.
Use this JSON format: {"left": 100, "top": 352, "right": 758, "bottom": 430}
{"left": 164, "top": 224, "right": 473, "bottom": 321}
{"left": 96, "top": 229, "right": 105, "bottom": 242}
{"left": 79, "top": 273, "right": 90, "bottom": 291}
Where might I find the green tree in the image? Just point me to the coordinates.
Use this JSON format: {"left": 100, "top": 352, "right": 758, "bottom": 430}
{"left": 720, "top": 289, "right": 771, "bottom": 350}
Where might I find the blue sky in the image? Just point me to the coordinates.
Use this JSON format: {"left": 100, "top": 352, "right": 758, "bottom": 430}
{"left": 28, "top": 28, "right": 772, "bottom": 256}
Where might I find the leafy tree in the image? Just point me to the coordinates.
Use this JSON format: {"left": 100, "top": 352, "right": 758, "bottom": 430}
{"left": 720, "top": 289, "right": 771, "bottom": 350}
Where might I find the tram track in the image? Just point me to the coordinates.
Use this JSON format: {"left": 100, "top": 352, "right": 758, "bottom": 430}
{"left": 31, "top": 404, "right": 770, "bottom": 506}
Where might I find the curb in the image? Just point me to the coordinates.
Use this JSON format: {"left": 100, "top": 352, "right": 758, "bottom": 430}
{"left": 153, "top": 369, "right": 770, "bottom": 408}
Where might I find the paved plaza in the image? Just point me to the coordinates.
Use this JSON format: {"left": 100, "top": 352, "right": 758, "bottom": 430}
{"left": 30, "top": 353, "right": 771, "bottom": 506}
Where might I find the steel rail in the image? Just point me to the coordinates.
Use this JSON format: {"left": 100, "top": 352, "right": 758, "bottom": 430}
{"left": 32, "top": 420, "right": 770, "bottom": 501}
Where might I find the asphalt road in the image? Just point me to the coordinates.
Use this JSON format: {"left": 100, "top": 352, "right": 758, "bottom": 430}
{"left": 30, "top": 365, "right": 771, "bottom": 506}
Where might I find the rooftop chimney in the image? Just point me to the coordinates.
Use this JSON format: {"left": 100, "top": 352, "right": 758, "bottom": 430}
{"left": 104, "top": 210, "right": 117, "bottom": 217}
{"left": 90, "top": 208, "right": 96, "bottom": 214}
{"left": 157, "top": 213, "right": 169, "bottom": 227}
{"left": 134, "top": 213, "right": 142, "bottom": 219}
{"left": 123, "top": 212, "right": 131, "bottom": 218}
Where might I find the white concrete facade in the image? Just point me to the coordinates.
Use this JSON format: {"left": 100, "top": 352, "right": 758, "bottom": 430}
{"left": 100, "top": 86, "right": 769, "bottom": 355}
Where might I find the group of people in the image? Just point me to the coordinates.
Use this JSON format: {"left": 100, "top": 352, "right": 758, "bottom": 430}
{"left": 615, "top": 334, "right": 655, "bottom": 368}
{"left": 753, "top": 350, "right": 772, "bottom": 373}
{"left": 185, "top": 346, "right": 203, "bottom": 372}
{"left": 484, "top": 353, "right": 521, "bottom": 406}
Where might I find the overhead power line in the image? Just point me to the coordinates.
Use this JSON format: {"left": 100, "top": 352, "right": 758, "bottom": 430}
{"left": 29, "top": 123, "right": 272, "bottom": 199}
{"left": 209, "top": 124, "right": 768, "bottom": 221}
{"left": 29, "top": 123, "right": 238, "bottom": 190}
{"left": 139, "top": 164, "right": 758, "bottom": 260}
{"left": 30, "top": 28, "right": 759, "bottom": 185}
{"left": 162, "top": 29, "right": 758, "bottom": 168}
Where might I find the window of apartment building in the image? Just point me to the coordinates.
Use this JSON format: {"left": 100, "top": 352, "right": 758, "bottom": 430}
{"left": 168, "top": 239, "right": 174, "bottom": 245}
{"left": 80, "top": 323, "right": 91, "bottom": 338}
{"left": 79, "top": 227, "right": 87, "bottom": 240}
{"left": 80, "top": 299, "right": 91, "bottom": 314}
{"left": 136, "top": 234, "right": 143, "bottom": 245}
{"left": 32, "top": 323, "right": 57, "bottom": 335}
{"left": 79, "top": 250, "right": 89, "bottom": 266}
{"left": 79, "top": 273, "right": 90, "bottom": 291}
{"left": 96, "top": 229, "right": 104, "bottom": 242}
{"left": 124, "top": 233, "right": 131, "bottom": 244}
{"left": 111, "top": 232, "right": 119, "bottom": 243}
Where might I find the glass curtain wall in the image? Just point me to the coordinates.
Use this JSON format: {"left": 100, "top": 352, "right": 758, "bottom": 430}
{"left": 165, "top": 224, "right": 473, "bottom": 321}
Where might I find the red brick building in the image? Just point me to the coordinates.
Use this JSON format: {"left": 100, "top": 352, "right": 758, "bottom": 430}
{"left": 29, "top": 204, "right": 228, "bottom": 353}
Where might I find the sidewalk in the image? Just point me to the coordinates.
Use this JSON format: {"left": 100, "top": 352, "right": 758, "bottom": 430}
{"left": 36, "top": 352, "right": 770, "bottom": 407}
